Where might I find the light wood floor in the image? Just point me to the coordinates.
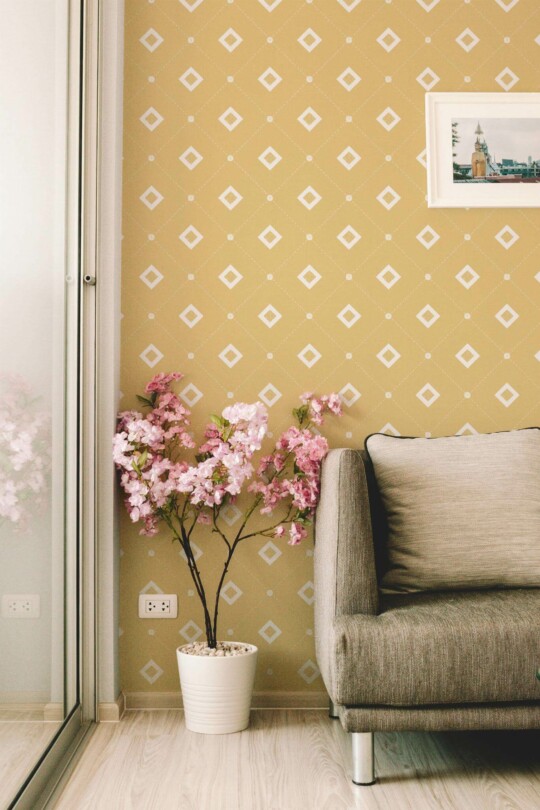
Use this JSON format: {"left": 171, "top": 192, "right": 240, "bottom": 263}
{"left": 0, "top": 719, "right": 61, "bottom": 808}
{"left": 54, "top": 710, "right": 540, "bottom": 810}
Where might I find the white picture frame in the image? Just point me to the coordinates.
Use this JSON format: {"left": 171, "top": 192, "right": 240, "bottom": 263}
{"left": 426, "top": 92, "right": 540, "bottom": 208}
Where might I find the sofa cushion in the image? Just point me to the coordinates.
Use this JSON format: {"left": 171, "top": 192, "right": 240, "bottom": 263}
{"left": 365, "top": 429, "right": 540, "bottom": 594}
{"left": 333, "top": 589, "right": 540, "bottom": 706}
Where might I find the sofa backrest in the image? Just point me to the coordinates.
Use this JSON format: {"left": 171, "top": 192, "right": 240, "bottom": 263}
{"left": 359, "top": 449, "right": 389, "bottom": 583}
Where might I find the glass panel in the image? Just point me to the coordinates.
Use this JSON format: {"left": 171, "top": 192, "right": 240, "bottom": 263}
{"left": 0, "top": 1, "right": 79, "bottom": 805}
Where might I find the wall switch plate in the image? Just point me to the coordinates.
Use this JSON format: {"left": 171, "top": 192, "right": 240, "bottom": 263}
{"left": 1, "top": 594, "right": 40, "bottom": 618}
{"left": 138, "top": 594, "right": 178, "bottom": 619}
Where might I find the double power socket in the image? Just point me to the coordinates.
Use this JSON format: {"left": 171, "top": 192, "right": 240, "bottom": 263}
{"left": 138, "top": 594, "right": 178, "bottom": 619}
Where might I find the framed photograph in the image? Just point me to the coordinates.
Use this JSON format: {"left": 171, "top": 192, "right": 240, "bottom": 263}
{"left": 426, "top": 92, "right": 540, "bottom": 208}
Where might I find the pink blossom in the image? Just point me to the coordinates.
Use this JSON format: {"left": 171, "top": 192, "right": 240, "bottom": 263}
{"left": 289, "top": 522, "right": 308, "bottom": 546}
{"left": 145, "top": 371, "right": 183, "bottom": 394}
{"left": 274, "top": 525, "right": 285, "bottom": 537}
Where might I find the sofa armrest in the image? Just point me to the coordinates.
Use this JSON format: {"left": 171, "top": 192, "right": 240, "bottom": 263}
{"left": 314, "top": 449, "right": 379, "bottom": 698}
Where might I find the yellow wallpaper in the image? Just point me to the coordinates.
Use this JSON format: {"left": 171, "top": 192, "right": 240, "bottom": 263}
{"left": 121, "top": 0, "right": 540, "bottom": 696}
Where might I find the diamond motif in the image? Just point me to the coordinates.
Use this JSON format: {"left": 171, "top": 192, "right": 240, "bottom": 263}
{"left": 380, "top": 423, "right": 400, "bottom": 436}
{"left": 258, "top": 147, "right": 282, "bottom": 170}
{"left": 179, "top": 305, "right": 203, "bottom": 328}
{"left": 298, "top": 107, "right": 321, "bottom": 131}
{"left": 337, "top": 67, "right": 361, "bottom": 91}
{"left": 179, "top": 621, "right": 203, "bottom": 643}
{"left": 219, "top": 344, "right": 243, "bottom": 368}
{"left": 416, "top": 0, "right": 440, "bottom": 10}
{"left": 416, "top": 67, "right": 440, "bottom": 91}
{"left": 495, "top": 383, "right": 519, "bottom": 407}
{"left": 495, "top": 304, "right": 519, "bottom": 328}
{"left": 337, "top": 0, "right": 362, "bottom": 10}
{"left": 337, "top": 146, "right": 361, "bottom": 170}
{"left": 180, "top": 383, "right": 203, "bottom": 406}
{"left": 416, "top": 383, "right": 440, "bottom": 408}
{"left": 377, "top": 344, "right": 401, "bottom": 368}
{"left": 377, "top": 28, "right": 401, "bottom": 52}
{"left": 416, "top": 305, "right": 440, "bottom": 328}
{"left": 259, "top": 305, "right": 282, "bottom": 328}
{"left": 298, "top": 265, "right": 321, "bottom": 289}
{"left": 377, "top": 186, "right": 401, "bottom": 210}
{"left": 221, "top": 505, "right": 242, "bottom": 526}
{"left": 140, "top": 344, "right": 163, "bottom": 368}
{"left": 179, "top": 147, "right": 203, "bottom": 170}
{"left": 298, "top": 344, "right": 321, "bottom": 368}
{"left": 456, "top": 28, "right": 479, "bottom": 52}
{"left": 179, "top": 226, "right": 203, "bottom": 249}
{"left": 179, "top": 0, "right": 204, "bottom": 10}
{"left": 456, "top": 265, "right": 479, "bottom": 289}
{"left": 139, "top": 660, "right": 163, "bottom": 685}
{"left": 220, "top": 581, "right": 243, "bottom": 605}
{"left": 139, "top": 186, "right": 163, "bottom": 210}
{"left": 297, "top": 581, "right": 315, "bottom": 606}
{"left": 259, "top": 384, "right": 282, "bottom": 407}
{"left": 219, "top": 185, "right": 243, "bottom": 210}
{"left": 456, "top": 423, "right": 478, "bottom": 436}
{"left": 258, "top": 226, "right": 282, "bottom": 249}
{"left": 495, "top": 226, "right": 519, "bottom": 249}
{"left": 298, "top": 186, "right": 322, "bottom": 210}
{"left": 219, "top": 106, "right": 243, "bottom": 131}
{"left": 298, "top": 659, "right": 320, "bottom": 685}
{"left": 140, "top": 580, "right": 164, "bottom": 594}
{"left": 259, "top": 541, "right": 282, "bottom": 565}
{"left": 416, "top": 226, "right": 440, "bottom": 250}
{"left": 495, "top": 67, "right": 519, "bottom": 91}
{"left": 258, "top": 620, "right": 282, "bottom": 644}
{"left": 535, "top": 351, "right": 540, "bottom": 362}
{"left": 140, "top": 28, "right": 163, "bottom": 53}
{"left": 179, "top": 67, "right": 203, "bottom": 91}
{"left": 140, "top": 265, "right": 163, "bottom": 289}
{"left": 219, "top": 265, "right": 243, "bottom": 289}
{"left": 455, "top": 344, "right": 480, "bottom": 368}
{"left": 180, "top": 543, "right": 203, "bottom": 563}
{"left": 219, "top": 28, "right": 243, "bottom": 52}
{"left": 337, "top": 225, "right": 361, "bottom": 249}
{"left": 377, "top": 265, "right": 401, "bottom": 289}
{"left": 259, "top": 67, "right": 282, "bottom": 91}
{"left": 298, "top": 28, "right": 321, "bottom": 52}
{"left": 494, "top": 0, "right": 519, "bottom": 12}
{"left": 258, "top": 0, "right": 282, "bottom": 10}
{"left": 339, "top": 383, "right": 361, "bottom": 407}
{"left": 139, "top": 107, "right": 163, "bottom": 131}
{"left": 337, "top": 305, "right": 361, "bottom": 328}
{"left": 377, "top": 107, "right": 401, "bottom": 131}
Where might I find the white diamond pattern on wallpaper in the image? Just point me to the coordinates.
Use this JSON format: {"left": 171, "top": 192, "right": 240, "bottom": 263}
{"left": 456, "top": 265, "right": 479, "bottom": 289}
{"left": 337, "top": 146, "right": 361, "bottom": 170}
{"left": 337, "top": 0, "right": 362, "bottom": 11}
{"left": 298, "top": 107, "right": 321, "bottom": 131}
{"left": 219, "top": 265, "right": 243, "bottom": 289}
{"left": 380, "top": 423, "right": 400, "bottom": 436}
{"left": 339, "top": 383, "right": 361, "bottom": 407}
{"left": 298, "top": 28, "right": 321, "bottom": 52}
{"left": 496, "top": 305, "right": 519, "bottom": 328}
{"left": 219, "top": 106, "right": 243, "bottom": 131}
{"left": 456, "top": 423, "right": 478, "bottom": 436}
{"left": 259, "top": 304, "right": 282, "bottom": 328}
{"left": 416, "top": 226, "right": 440, "bottom": 249}
{"left": 337, "top": 225, "right": 361, "bottom": 249}
{"left": 139, "top": 186, "right": 163, "bottom": 210}
{"left": 258, "top": 541, "right": 282, "bottom": 565}
{"left": 377, "top": 28, "right": 401, "bottom": 52}
{"left": 337, "top": 67, "right": 361, "bottom": 91}
{"left": 298, "top": 186, "right": 322, "bottom": 209}
{"left": 416, "top": 148, "right": 427, "bottom": 168}
{"left": 140, "top": 580, "right": 164, "bottom": 595}
{"left": 416, "top": 0, "right": 441, "bottom": 10}
{"left": 179, "top": 621, "right": 203, "bottom": 643}
{"left": 495, "top": 383, "right": 519, "bottom": 407}
{"left": 259, "top": 383, "right": 282, "bottom": 407}
{"left": 298, "top": 344, "right": 321, "bottom": 368}
{"left": 417, "top": 305, "right": 440, "bottom": 328}
{"left": 258, "top": 0, "right": 282, "bottom": 11}
{"left": 139, "top": 107, "right": 163, "bottom": 131}
{"left": 179, "top": 67, "right": 203, "bottom": 91}
{"left": 220, "top": 581, "right": 243, "bottom": 605}
{"left": 298, "top": 660, "right": 320, "bottom": 685}
{"left": 179, "top": 0, "right": 204, "bottom": 10}
{"left": 180, "top": 305, "right": 203, "bottom": 328}
{"left": 495, "top": 226, "right": 519, "bottom": 249}
{"left": 180, "top": 542, "right": 203, "bottom": 563}
{"left": 377, "top": 344, "right": 401, "bottom": 368}
{"left": 140, "top": 344, "right": 163, "bottom": 368}
{"left": 297, "top": 581, "right": 315, "bottom": 606}
{"left": 456, "top": 28, "right": 479, "bottom": 52}
{"left": 180, "top": 383, "right": 203, "bottom": 407}
{"left": 258, "top": 620, "right": 282, "bottom": 644}
{"left": 377, "top": 265, "right": 401, "bottom": 289}
{"left": 140, "top": 28, "right": 163, "bottom": 52}
{"left": 221, "top": 504, "right": 242, "bottom": 526}
{"left": 494, "top": 0, "right": 520, "bottom": 10}
{"left": 298, "top": 265, "right": 321, "bottom": 289}
{"left": 416, "top": 68, "right": 440, "bottom": 91}
{"left": 259, "top": 67, "right": 282, "bottom": 91}
{"left": 495, "top": 67, "right": 519, "bottom": 91}
{"left": 416, "top": 384, "right": 440, "bottom": 408}
{"left": 258, "top": 226, "right": 282, "bottom": 249}
{"left": 179, "top": 226, "right": 203, "bottom": 249}
{"left": 140, "top": 265, "right": 163, "bottom": 289}
{"left": 377, "top": 107, "right": 400, "bottom": 131}
{"left": 219, "top": 28, "right": 243, "bottom": 52}
{"left": 219, "top": 185, "right": 243, "bottom": 210}
{"left": 219, "top": 344, "right": 243, "bottom": 367}
{"left": 259, "top": 146, "right": 282, "bottom": 170}
{"left": 179, "top": 146, "right": 203, "bottom": 170}
{"left": 337, "top": 305, "right": 361, "bottom": 328}
{"left": 456, "top": 344, "right": 480, "bottom": 368}
{"left": 377, "top": 186, "right": 400, "bottom": 210}
{"left": 139, "top": 660, "right": 163, "bottom": 685}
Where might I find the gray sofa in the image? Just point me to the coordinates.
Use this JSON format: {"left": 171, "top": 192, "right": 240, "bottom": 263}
{"left": 314, "top": 448, "right": 540, "bottom": 785}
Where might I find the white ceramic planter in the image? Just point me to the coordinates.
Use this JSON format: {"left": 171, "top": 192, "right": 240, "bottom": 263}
{"left": 177, "top": 642, "right": 258, "bottom": 734}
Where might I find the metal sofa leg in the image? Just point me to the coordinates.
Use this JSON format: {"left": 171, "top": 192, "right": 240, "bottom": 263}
{"left": 329, "top": 699, "right": 339, "bottom": 719}
{"left": 351, "top": 732, "right": 375, "bottom": 785}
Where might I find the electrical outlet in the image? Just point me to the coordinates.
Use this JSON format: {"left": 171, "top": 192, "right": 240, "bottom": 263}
{"left": 1, "top": 594, "right": 40, "bottom": 619}
{"left": 138, "top": 594, "right": 178, "bottom": 619}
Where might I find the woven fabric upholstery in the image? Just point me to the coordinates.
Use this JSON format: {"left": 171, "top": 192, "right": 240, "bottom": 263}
{"left": 338, "top": 703, "right": 540, "bottom": 733}
{"left": 365, "top": 429, "right": 540, "bottom": 594}
{"left": 332, "top": 589, "right": 540, "bottom": 706}
{"left": 314, "top": 449, "right": 378, "bottom": 696}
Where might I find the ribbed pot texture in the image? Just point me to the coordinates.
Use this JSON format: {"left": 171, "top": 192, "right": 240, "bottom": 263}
{"left": 177, "top": 643, "right": 258, "bottom": 734}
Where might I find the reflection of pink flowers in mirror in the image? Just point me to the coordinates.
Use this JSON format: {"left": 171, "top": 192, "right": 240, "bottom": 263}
{"left": 0, "top": 374, "right": 51, "bottom": 528}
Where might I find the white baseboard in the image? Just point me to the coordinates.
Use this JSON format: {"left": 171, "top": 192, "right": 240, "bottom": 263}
{"left": 98, "top": 691, "right": 126, "bottom": 722}
{"left": 125, "top": 691, "right": 328, "bottom": 710}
